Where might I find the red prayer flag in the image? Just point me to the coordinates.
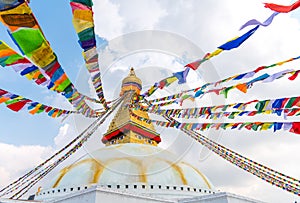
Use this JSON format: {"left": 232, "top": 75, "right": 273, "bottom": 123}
{"left": 185, "top": 60, "right": 202, "bottom": 70}
{"left": 35, "top": 77, "right": 47, "bottom": 85}
{"left": 6, "top": 100, "right": 30, "bottom": 112}
{"left": 290, "top": 122, "right": 300, "bottom": 134}
{"left": 288, "top": 70, "right": 300, "bottom": 80}
{"left": 0, "top": 89, "right": 8, "bottom": 96}
{"left": 185, "top": 53, "right": 211, "bottom": 70}
{"left": 264, "top": 0, "right": 300, "bottom": 13}
{"left": 44, "top": 106, "right": 52, "bottom": 113}
{"left": 254, "top": 66, "right": 266, "bottom": 73}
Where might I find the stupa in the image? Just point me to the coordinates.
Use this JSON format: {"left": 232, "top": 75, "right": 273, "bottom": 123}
{"left": 28, "top": 68, "right": 263, "bottom": 203}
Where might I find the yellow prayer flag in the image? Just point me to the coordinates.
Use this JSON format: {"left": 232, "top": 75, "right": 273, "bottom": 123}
{"left": 207, "top": 49, "right": 223, "bottom": 59}
{"left": 73, "top": 10, "right": 93, "bottom": 22}
{"left": 166, "top": 76, "right": 177, "bottom": 84}
{"left": 30, "top": 42, "right": 55, "bottom": 68}
{"left": 261, "top": 123, "right": 272, "bottom": 131}
{"left": 72, "top": 18, "right": 94, "bottom": 33}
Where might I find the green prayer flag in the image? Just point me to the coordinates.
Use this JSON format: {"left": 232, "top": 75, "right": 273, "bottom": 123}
{"left": 285, "top": 97, "right": 297, "bottom": 108}
{"left": 255, "top": 101, "right": 266, "bottom": 112}
{"left": 56, "top": 79, "right": 71, "bottom": 92}
{"left": 78, "top": 27, "right": 95, "bottom": 42}
{"left": 11, "top": 28, "right": 46, "bottom": 55}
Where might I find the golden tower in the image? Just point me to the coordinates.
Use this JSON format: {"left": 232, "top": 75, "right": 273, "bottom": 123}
{"left": 102, "top": 67, "right": 161, "bottom": 146}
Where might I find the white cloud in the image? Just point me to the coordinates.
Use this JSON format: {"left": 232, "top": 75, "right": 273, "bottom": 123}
{"left": 54, "top": 123, "right": 74, "bottom": 149}
{"left": 0, "top": 143, "right": 53, "bottom": 191}
{"left": 93, "top": 0, "right": 167, "bottom": 39}
{"left": 93, "top": 0, "right": 124, "bottom": 39}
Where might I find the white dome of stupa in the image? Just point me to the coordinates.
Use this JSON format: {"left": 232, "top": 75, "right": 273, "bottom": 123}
{"left": 35, "top": 144, "right": 216, "bottom": 201}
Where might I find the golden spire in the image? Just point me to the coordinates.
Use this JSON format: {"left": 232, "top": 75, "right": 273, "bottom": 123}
{"left": 102, "top": 68, "right": 161, "bottom": 146}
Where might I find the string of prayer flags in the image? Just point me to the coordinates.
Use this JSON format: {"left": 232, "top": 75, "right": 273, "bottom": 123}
{"left": 218, "top": 69, "right": 300, "bottom": 98}
{"left": 0, "top": 40, "right": 50, "bottom": 86}
{"left": 264, "top": 0, "right": 300, "bottom": 13}
{"left": 240, "top": 12, "right": 279, "bottom": 30}
{"left": 0, "top": 2, "right": 98, "bottom": 117}
{"left": 149, "top": 107, "right": 300, "bottom": 120}
{"left": 180, "top": 127, "right": 300, "bottom": 195}
{"left": 147, "top": 55, "right": 300, "bottom": 104}
{"left": 148, "top": 68, "right": 299, "bottom": 107}
{"left": 161, "top": 114, "right": 300, "bottom": 193}
{"left": 142, "top": 11, "right": 282, "bottom": 99}
{"left": 140, "top": 95, "right": 300, "bottom": 119}
{"left": 69, "top": 0, "right": 109, "bottom": 109}
{"left": 0, "top": 41, "right": 104, "bottom": 117}
{"left": 184, "top": 68, "right": 299, "bottom": 101}
{"left": 130, "top": 110, "right": 300, "bottom": 135}
{"left": 0, "top": 88, "right": 76, "bottom": 117}
{"left": 185, "top": 26, "right": 259, "bottom": 70}
{"left": 141, "top": 75, "right": 178, "bottom": 97}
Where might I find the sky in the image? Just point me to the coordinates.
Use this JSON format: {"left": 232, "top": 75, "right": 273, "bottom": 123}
{"left": 1, "top": 0, "right": 300, "bottom": 202}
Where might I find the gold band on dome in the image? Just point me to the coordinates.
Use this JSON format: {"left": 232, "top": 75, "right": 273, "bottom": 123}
{"left": 181, "top": 162, "right": 212, "bottom": 189}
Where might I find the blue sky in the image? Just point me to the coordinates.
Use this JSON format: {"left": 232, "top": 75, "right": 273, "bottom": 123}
{"left": 1, "top": 0, "right": 300, "bottom": 202}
